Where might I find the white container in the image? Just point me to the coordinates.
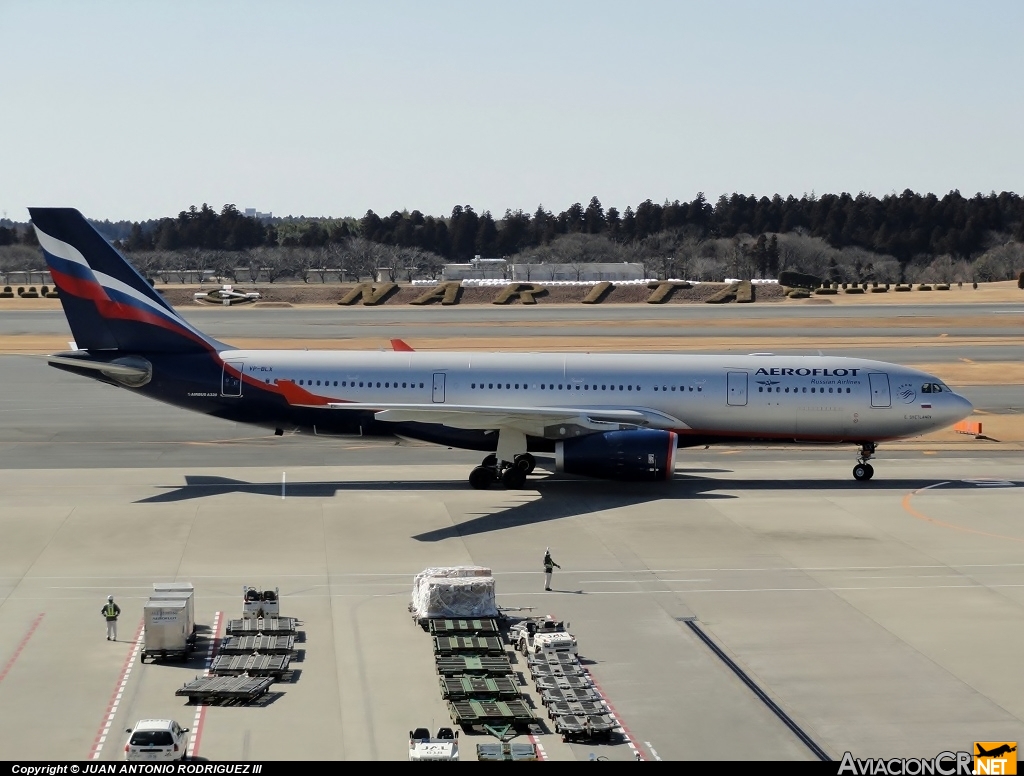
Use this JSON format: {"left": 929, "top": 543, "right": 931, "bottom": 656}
{"left": 149, "top": 592, "right": 194, "bottom": 635}
{"left": 153, "top": 583, "right": 195, "bottom": 634}
{"left": 143, "top": 600, "right": 190, "bottom": 654}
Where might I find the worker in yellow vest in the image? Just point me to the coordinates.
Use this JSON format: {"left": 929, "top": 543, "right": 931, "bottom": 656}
{"left": 101, "top": 595, "right": 121, "bottom": 641}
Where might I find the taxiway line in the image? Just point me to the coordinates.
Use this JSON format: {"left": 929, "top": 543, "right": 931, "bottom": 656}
{"left": 188, "top": 610, "right": 223, "bottom": 759}
{"left": 89, "top": 619, "right": 145, "bottom": 760}
{"left": 0, "top": 613, "right": 44, "bottom": 686}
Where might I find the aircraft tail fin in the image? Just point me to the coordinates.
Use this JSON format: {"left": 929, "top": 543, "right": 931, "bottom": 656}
{"left": 29, "top": 208, "right": 224, "bottom": 353}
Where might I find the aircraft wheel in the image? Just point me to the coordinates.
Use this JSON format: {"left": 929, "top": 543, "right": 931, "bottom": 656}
{"left": 514, "top": 453, "right": 536, "bottom": 474}
{"left": 853, "top": 464, "right": 870, "bottom": 481}
{"left": 469, "top": 466, "right": 493, "bottom": 490}
{"left": 502, "top": 467, "right": 527, "bottom": 489}
{"left": 864, "top": 463, "right": 874, "bottom": 480}
{"left": 481, "top": 453, "right": 497, "bottom": 467}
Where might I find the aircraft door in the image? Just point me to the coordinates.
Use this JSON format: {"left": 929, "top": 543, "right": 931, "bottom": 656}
{"left": 727, "top": 371, "right": 748, "bottom": 406}
{"left": 221, "top": 361, "right": 244, "bottom": 397}
{"left": 432, "top": 372, "right": 446, "bottom": 403}
{"left": 869, "top": 373, "right": 891, "bottom": 407}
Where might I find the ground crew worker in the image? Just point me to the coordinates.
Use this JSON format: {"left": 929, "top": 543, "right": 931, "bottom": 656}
{"left": 101, "top": 595, "right": 121, "bottom": 641}
{"left": 543, "top": 548, "right": 561, "bottom": 591}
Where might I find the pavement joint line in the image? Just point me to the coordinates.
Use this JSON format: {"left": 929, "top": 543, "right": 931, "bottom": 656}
{"left": 0, "top": 613, "right": 44, "bottom": 685}
{"left": 188, "top": 610, "right": 223, "bottom": 760}
{"left": 684, "top": 620, "right": 831, "bottom": 761}
{"left": 583, "top": 667, "right": 646, "bottom": 761}
{"left": 90, "top": 619, "right": 145, "bottom": 760}
{"left": 8, "top": 561, "right": 1024, "bottom": 580}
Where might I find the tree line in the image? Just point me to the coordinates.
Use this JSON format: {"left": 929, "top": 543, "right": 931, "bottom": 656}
{"left": 2, "top": 190, "right": 1023, "bottom": 284}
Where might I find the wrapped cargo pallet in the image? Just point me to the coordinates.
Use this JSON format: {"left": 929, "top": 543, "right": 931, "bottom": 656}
{"left": 410, "top": 566, "right": 497, "bottom": 624}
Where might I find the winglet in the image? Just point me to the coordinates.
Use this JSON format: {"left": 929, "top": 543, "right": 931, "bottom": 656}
{"left": 275, "top": 379, "right": 333, "bottom": 406}
{"left": 390, "top": 338, "right": 415, "bottom": 352}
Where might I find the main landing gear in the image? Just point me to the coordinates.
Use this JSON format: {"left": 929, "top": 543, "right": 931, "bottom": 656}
{"left": 853, "top": 442, "right": 876, "bottom": 481}
{"left": 469, "top": 453, "right": 536, "bottom": 490}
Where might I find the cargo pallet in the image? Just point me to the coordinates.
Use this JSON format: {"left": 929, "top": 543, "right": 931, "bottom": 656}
{"left": 428, "top": 618, "right": 499, "bottom": 637}
{"left": 529, "top": 660, "right": 586, "bottom": 680}
{"left": 175, "top": 675, "right": 274, "bottom": 705}
{"left": 432, "top": 635, "right": 504, "bottom": 657}
{"left": 224, "top": 617, "right": 297, "bottom": 636}
{"left": 526, "top": 652, "right": 581, "bottom": 671}
{"left": 546, "top": 699, "right": 608, "bottom": 719}
{"left": 435, "top": 655, "right": 514, "bottom": 677}
{"left": 535, "top": 674, "right": 594, "bottom": 693}
{"left": 439, "top": 675, "right": 520, "bottom": 701}
{"left": 476, "top": 742, "right": 540, "bottom": 761}
{"left": 553, "top": 713, "right": 616, "bottom": 742}
{"left": 218, "top": 634, "right": 296, "bottom": 655}
{"left": 448, "top": 698, "right": 535, "bottom": 735}
{"left": 541, "top": 687, "right": 602, "bottom": 706}
{"left": 140, "top": 634, "right": 197, "bottom": 664}
{"left": 210, "top": 653, "right": 291, "bottom": 678}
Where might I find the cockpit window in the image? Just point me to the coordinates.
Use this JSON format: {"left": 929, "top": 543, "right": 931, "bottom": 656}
{"left": 921, "top": 383, "right": 944, "bottom": 394}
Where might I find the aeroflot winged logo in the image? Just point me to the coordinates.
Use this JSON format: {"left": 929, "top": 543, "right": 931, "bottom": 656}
{"left": 897, "top": 382, "right": 917, "bottom": 403}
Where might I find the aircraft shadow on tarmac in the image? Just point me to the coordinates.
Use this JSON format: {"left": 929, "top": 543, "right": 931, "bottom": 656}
{"left": 134, "top": 472, "right": 1007, "bottom": 542}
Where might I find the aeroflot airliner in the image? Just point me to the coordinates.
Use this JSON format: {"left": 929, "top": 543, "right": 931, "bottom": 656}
{"left": 29, "top": 208, "right": 973, "bottom": 488}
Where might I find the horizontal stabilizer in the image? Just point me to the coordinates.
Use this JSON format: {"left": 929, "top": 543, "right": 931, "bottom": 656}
{"left": 47, "top": 352, "right": 152, "bottom": 387}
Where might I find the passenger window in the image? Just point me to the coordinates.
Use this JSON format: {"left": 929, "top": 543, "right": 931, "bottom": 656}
{"left": 628, "top": 385, "right": 632, "bottom": 391}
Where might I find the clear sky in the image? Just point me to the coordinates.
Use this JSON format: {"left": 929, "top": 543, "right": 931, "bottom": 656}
{"left": 2, "top": 1, "right": 1022, "bottom": 222}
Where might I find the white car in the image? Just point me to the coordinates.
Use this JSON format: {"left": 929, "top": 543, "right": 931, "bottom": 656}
{"left": 125, "top": 719, "right": 190, "bottom": 761}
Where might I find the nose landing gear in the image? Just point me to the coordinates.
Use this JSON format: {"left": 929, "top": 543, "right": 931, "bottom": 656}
{"left": 853, "top": 442, "right": 876, "bottom": 481}
{"left": 469, "top": 453, "right": 535, "bottom": 490}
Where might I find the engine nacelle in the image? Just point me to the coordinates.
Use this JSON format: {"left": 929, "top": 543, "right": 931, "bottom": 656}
{"left": 555, "top": 429, "right": 677, "bottom": 482}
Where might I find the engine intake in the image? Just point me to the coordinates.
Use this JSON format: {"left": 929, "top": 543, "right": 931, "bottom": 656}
{"left": 555, "top": 429, "right": 677, "bottom": 482}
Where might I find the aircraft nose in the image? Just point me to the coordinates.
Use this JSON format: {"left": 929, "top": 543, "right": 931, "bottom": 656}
{"left": 951, "top": 392, "right": 973, "bottom": 422}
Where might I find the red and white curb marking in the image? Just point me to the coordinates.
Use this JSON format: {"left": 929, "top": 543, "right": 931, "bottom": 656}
{"left": 89, "top": 619, "right": 145, "bottom": 760}
{"left": 187, "top": 610, "right": 222, "bottom": 759}
{"left": 583, "top": 668, "right": 647, "bottom": 761}
{"left": 528, "top": 733, "right": 549, "bottom": 760}
{"left": 0, "top": 613, "right": 44, "bottom": 685}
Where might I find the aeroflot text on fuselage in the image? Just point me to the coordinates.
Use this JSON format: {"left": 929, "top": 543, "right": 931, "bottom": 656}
{"left": 756, "top": 367, "right": 860, "bottom": 377}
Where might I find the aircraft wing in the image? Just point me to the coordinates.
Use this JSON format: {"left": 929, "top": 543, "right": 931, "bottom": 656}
{"left": 273, "top": 379, "right": 688, "bottom": 435}
{"left": 326, "top": 402, "right": 688, "bottom": 435}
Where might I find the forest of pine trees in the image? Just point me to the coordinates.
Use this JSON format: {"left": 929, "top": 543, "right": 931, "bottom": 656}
{"left": 2, "top": 190, "right": 1024, "bottom": 285}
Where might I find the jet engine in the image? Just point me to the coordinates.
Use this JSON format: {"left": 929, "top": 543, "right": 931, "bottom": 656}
{"left": 555, "top": 429, "right": 677, "bottom": 482}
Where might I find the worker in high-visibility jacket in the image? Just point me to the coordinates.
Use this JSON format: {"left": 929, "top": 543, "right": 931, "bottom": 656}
{"left": 543, "top": 548, "right": 561, "bottom": 591}
{"left": 101, "top": 595, "right": 121, "bottom": 641}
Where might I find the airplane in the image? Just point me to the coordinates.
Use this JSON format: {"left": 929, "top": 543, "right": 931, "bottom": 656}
{"left": 28, "top": 207, "right": 974, "bottom": 489}
{"left": 976, "top": 744, "right": 1016, "bottom": 758}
